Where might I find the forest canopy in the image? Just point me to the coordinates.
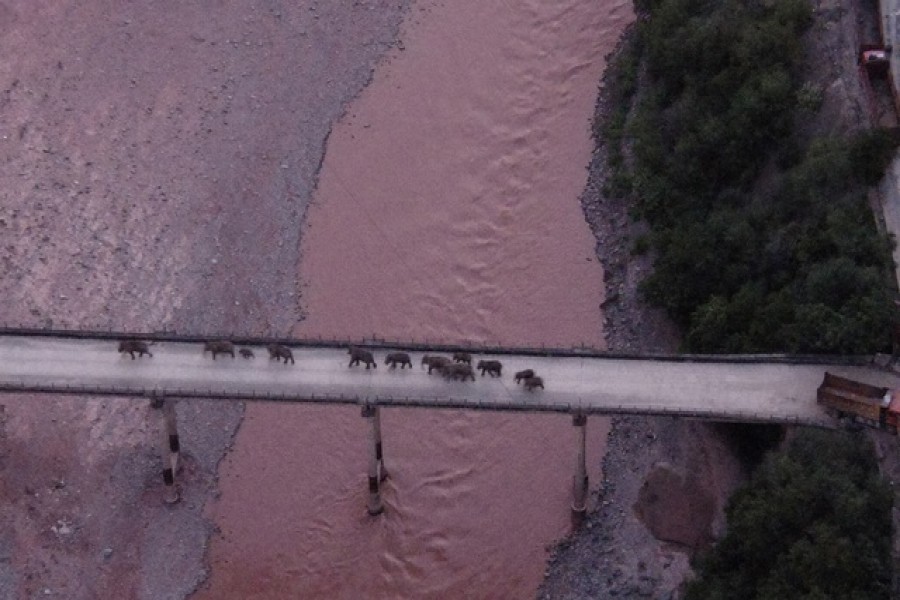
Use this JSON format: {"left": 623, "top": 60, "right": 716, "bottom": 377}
{"left": 683, "top": 430, "right": 893, "bottom": 600}
{"left": 608, "top": 0, "right": 898, "bottom": 353}
{"left": 600, "top": 1, "right": 898, "bottom": 596}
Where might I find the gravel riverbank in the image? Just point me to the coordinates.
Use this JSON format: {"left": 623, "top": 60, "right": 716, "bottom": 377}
{"left": 538, "top": 30, "right": 748, "bottom": 599}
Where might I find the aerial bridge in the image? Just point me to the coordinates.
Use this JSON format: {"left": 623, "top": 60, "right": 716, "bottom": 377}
{"left": 0, "top": 326, "right": 897, "bottom": 522}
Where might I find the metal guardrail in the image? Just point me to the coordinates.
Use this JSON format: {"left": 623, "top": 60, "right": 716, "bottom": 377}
{"left": 0, "top": 380, "right": 836, "bottom": 427}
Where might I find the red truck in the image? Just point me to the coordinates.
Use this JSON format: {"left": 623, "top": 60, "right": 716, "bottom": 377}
{"left": 817, "top": 372, "right": 900, "bottom": 434}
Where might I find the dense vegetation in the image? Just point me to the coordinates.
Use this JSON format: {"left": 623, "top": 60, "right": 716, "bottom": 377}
{"left": 607, "top": 0, "right": 898, "bottom": 353}
{"left": 598, "top": 0, "right": 899, "bottom": 595}
{"left": 683, "top": 430, "right": 893, "bottom": 599}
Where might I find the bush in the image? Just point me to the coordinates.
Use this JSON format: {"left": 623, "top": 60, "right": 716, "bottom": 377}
{"left": 850, "top": 128, "right": 900, "bottom": 185}
{"left": 630, "top": 234, "right": 651, "bottom": 256}
{"left": 796, "top": 81, "right": 824, "bottom": 112}
{"left": 684, "top": 430, "right": 893, "bottom": 600}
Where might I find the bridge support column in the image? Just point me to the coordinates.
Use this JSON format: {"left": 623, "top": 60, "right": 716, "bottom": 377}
{"left": 373, "top": 405, "right": 388, "bottom": 482}
{"left": 362, "top": 404, "right": 386, "bottom": 516}
{"left": 571, "top": 413, "right": 588, "bottom": 528}
{"left": 151, "top": 395, "right": 181, "bottom": 504}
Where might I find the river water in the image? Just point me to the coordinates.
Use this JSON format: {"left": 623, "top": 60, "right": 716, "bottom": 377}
{"left": 197, "top": 0, "right": 632, "bottom": 597}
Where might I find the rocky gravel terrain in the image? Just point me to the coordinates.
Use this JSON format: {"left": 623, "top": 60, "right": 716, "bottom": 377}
{"left": 537, "top": 37, "right": 748, "bottom": 594}
{"left": 0, "top": 1, "right": 409, "bottom": 597}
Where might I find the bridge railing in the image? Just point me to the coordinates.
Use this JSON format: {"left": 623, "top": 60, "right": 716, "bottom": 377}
{"left": 0, "top": 379, "right": 835, "bottom": 428}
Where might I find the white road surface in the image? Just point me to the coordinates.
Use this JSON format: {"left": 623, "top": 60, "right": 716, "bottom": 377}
{"left": 1, "top": 336, "right": 899, "bottom": 425}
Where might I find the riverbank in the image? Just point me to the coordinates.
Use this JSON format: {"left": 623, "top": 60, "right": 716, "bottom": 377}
{"left": 538, "top": 29, "right": 746, "bottom": 598}
{"left": 196, "top": 0, "right": 631, "bottom": 596}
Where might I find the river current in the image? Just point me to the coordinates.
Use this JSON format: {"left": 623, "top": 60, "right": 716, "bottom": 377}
{"left": 196, "top": 0, "right": 632, "bottom": 597}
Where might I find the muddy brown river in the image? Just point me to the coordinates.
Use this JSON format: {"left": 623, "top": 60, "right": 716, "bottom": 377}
{"left": 196, "top": 0, "right": 632, "bottom": 597}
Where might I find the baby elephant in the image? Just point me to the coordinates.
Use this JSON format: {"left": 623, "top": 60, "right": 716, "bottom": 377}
{"left": 385, "top": 352, "right": 412, "bottom": 369}
{"left": 118, "top": 340, "right": 152, "bottom": 359}
{"left": 422, "top": 355, "right": 452, "bottom": 374}
{"left": 443, "top": 362, "right": 476, "bottom": 381}
{"left": 203, "top": 340, "right": 235, "bottom": 360}
{"left": 348, "top": 346, "right": 377, "bottom": 369}
{"left": 453, "top": 352, "right": 472, "bottom": 364}
{"left": 239, "top": 348, "right": 255, "bottom": 359}
{"left": 523, "top": 376, "right": 544, "bottom": 391}
{"left": 477, "top": 360, "right": 502, "bottom": 377}
{"left": 267, "top": 344, "right": 295, "bottom": 364}
{"left": 514, "top": 369, "right": 535, "bottom": 384}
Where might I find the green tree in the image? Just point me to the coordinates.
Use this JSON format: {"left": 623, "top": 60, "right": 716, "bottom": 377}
{"left": 684, "top": 430, "right": 893, "bottom": 600}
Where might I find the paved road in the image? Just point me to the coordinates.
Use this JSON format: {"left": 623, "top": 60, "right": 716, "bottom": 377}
{"left": 881, "top": 0, "right": 900, "bottom": 92}
{"left": 877, "top": 0, "right": 900, "bottom": 284}
{"left": 1, "top": 335, "right": 899, "bottom": 426}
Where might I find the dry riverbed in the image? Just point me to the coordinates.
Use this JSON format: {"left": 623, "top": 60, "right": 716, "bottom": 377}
{"left": 0, "top": 1, "right": 409, "bottom": 597}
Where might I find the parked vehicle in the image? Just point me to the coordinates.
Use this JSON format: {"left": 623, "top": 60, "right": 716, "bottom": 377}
{"left": 817, "top": 371, "right": 900, "bottom": 433}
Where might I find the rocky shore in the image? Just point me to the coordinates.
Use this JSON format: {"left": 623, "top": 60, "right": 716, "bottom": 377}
{"left": 538, "top": 31, "right": 749, "bottom": 599}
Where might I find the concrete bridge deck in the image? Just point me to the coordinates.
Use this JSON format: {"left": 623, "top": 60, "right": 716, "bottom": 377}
{"left": 1, "top": 334, "right": 898, "bottom": 426}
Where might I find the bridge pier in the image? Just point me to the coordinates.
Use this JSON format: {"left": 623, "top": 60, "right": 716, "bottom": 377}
{"left": 571, "top": 413, "right": 588, "bottom": 527}
{"left": 362, "top": 404, "right": 387, "bottom": 515}
{"left": 151, "top": 395, "right": 181, "bottom": 504}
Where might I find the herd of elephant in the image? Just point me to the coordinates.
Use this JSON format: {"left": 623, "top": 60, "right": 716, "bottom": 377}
{"left": 117, "top": 340, "right": 546, "bottom": 391}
